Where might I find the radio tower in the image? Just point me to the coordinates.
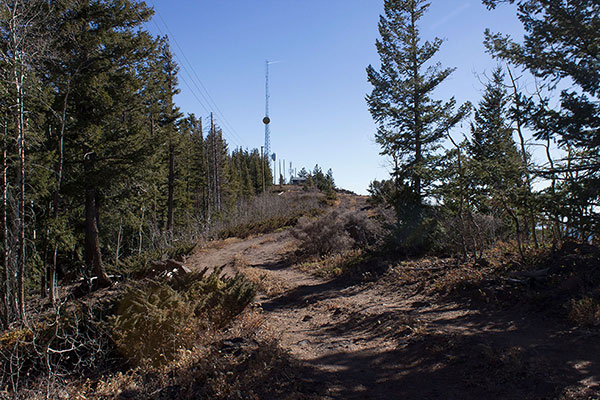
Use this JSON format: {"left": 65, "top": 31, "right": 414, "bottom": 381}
{"left": 263, "top": 60, "right": 273, "bottom": 172}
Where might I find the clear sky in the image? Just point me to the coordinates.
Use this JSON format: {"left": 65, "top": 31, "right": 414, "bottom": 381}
{"left": 143, "top": 0, "right": 525, "bottom": 194}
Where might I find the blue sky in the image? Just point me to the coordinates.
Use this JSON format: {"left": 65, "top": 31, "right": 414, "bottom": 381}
{"left": 143, "top": 0, "right": 525, "bottom": 194}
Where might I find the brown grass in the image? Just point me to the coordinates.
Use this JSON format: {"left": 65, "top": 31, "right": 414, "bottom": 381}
{"left": 296, "top": 249, "right": 365, "bottom": 279}
{"left": 210, "top": 191, "right": 326, "bottom": 240}
{"left": 233, "top": 255, "right": 290, "bottom": 297}
{"left": 568, "top": 296, "right": 600, "bottom": 327}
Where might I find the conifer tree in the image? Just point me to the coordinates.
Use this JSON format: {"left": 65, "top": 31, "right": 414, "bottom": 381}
{"left": 58, "top": 0, "right": 155, "bottom": 287}
{"left": 484, "top": 0, "right": 600, "bottom": 237}
{"left": 468, "top": 67, "right": 525, "bottom": 249}
{"left": 366, "top": 0, "right": 467, "bottom": 212}
{"left": 155, "top": 38, "right": 182, "bottom": 233}
{"left": 469, "top": 67, "right": 522, "bottom": 202}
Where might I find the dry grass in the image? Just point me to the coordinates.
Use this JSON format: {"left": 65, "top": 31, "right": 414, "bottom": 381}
{"left": 66, "top": 325, "right": 319, "bottom": 400}
{"left": 296, "top": 249, "right": 365, "bottom": 279}
{"left": 233, "top": 255, "right": 290, "bottom": 297}
{"left": 390, "top": 240, "right": 600, "bottom": 331}
{"left": 210, "top": 191, "right": 326, "bottom": 240}
{"left": 199, "top": 237, "right": 241, "bottom": 251}
{"left": 568, "top": 297, "right": 600, "bottom": 327}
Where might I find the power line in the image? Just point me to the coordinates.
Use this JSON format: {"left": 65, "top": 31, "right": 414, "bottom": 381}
{"left": 133, "top": 4, "right": 244, "bottom": 148}
{"left": 149, "top": 2, "right": 249, "bottom": 148}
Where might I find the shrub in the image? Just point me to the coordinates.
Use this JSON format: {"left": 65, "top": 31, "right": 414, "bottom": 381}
{"left": 293, "top": 211, "right": 354, "bottom": 258}
{"left": 384, "top": 212, "right": 445, "bottom": 257}
{"left": 344, "top": 211, "right": 384, "bottom": 249}
{"left": 0, "top": 303, "right": 117, "bottom": 396}
{"left": 111, "top": 269, "right": 256, "bottom": 367}
{"left": 211, "top": 192, "right": 325, "bottom": 239}
{"left": 179, "top": 269, "right": 257, "bottom": 327}
{"left": 111, "top": 281, "right": 196, "bottom": 367}
{"left": 568, "top": 297, "right": 600, "bottom": 327}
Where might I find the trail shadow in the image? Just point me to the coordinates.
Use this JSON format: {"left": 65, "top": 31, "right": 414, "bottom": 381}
{"left": 265, "top": 281, "right": 599, "bottom": 399}
{"left": 305, "top": 304, "right": 598, "bottom": 399}
{"left": 135, "top": 283, "right": 599, "bottom": 399}
{"left": 249, "top": 258, "right": 294, "bottom": 271}
{"left": 261, "top": 279, "right": 356, "bottom": 312}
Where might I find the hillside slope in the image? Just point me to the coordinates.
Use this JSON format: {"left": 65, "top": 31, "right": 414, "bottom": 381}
{"left": 183, "top": 192, "right": 600, "bottom": 399}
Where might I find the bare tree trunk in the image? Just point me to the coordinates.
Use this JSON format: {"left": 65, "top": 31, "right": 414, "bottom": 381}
{"left": 1, "top": 115, "right": 9, "bottom": 327}
{"left": 544, "top": 137, "right": 562, "bottom": 243}
{"left": 48, "top": 85, "right": 69, "bottom": 304}
{"left": 84, "top": 153, "right": 111, "bottom": 288}
{"left": 15, "top": 57, "right": 26, "bottom": 321}
{"left": 138, "top": 206, "right": 144, "bottom": 255}
{"left": 210, "top": 114, "right": 220, "bottom": 211}
{"left": 261, "top": 146, "right": 265, "bottom": 194}
{"left": 507, "top": 65, "right": 538, "bottom": 248}
{"left": 3, "top": 0, "right": 29, "bottom": 321}
{"left": 115, "top": 217, "right": 122, "bottom": 265}
{"left": 166, "top": 141, "right": 175, "bottom": 232}
{"left": 216, "top": 130, "right": 222, "bottom": 211}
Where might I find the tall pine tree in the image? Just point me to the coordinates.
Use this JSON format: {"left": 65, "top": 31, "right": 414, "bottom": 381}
{"left": 366, "top": 0, "right": 467, "bottom": 214}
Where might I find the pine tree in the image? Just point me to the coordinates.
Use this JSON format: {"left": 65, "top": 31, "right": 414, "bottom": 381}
{"left": 57, "top": 0, "right": 155, "bottom": 287}
{"left": 366, "top": 0, "right": 467, "bottom": 211}
{"left": 484, "top": 0, "right": 600, "bottom": 237}
{"left": 156, "top": 38, "right": 182, "bottom": 233}
{"left": 469, "top": 67, "right": 522, "bottom": 198}
{"left": 468, "top": 66, "right": 525, "bottom": 251}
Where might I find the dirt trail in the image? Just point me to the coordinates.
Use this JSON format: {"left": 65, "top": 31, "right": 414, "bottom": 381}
{"left": 185, "top": 193, "right": 600, "bottom": 399}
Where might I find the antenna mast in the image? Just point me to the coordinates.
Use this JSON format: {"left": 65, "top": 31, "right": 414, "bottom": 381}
{"left": 263, "top": 60, "right": 271, "bottom": 171}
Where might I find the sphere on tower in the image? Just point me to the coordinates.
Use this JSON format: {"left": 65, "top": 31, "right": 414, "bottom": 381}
{"left": 263, "top": 116, "right": 270, "bottom": 125}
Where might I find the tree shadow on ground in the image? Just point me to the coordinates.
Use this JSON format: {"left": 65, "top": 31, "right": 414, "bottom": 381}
{"left": 258, "top": 269, "right": 599, "bottom": 399}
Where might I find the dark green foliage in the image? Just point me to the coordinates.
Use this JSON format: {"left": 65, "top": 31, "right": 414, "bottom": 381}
{"left": 178, "top": 268, "right": 256, "bottom": 327}
{"left": 0, "top": 0, "right": 278, "bottom": 312}
{"left": 467, "top": 67, "right": 524, "bottom": 234}
{"left": 366, "top": 0, "right": 467, "bottom": 203}
{"left": 300, "top": 164, "right": 336, "bottom": 195}
{"left": 484, "top": 0, "right": 600, "bottom": 238}
{"left": 483, "top": 0, "right": 599, "bottom": 96}
{"left": 365, "top": 0, "right": 469, "bottom": 255}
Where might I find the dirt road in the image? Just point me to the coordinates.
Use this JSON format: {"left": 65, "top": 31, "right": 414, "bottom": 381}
{"left": 185, "top": 194, "right": 600, "bottom": 399}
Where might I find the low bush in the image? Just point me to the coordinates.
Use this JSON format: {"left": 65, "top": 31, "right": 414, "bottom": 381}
{"left": 0, "top": 266, "right": 256, "bottom": 397}
{"left": 211, "top": 191, "right": 325, "bottom": 240}
{"left": 0, "top": 301, "right": 117, "bottom": 396}
{"left": 177, "top": 268, "right": 257, "bottom": 328}
{"left": 216, "top": 215, "right": 299, "bottom": 239}
{"left": 296, "top": 249, "right": 367, "bottom": 279}
{"left": 292, "top": 208, "right": 384, "bottom": 260}
{"left": 111, "top": 268, "right": 256, "bottom": 367}
{"left": 111, "top": 281, "right": 197, "bottom": 367}
{"left": 293, "top": 211, "right": 354, "bottom": 258}
{"left": 109, "top": 240, "right": 197, "bottom": 279}
{"left": 567, "top": 297, "right": 600, "bottom": 327}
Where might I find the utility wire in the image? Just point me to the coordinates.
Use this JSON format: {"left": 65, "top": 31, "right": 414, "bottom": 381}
{"left": 150, "top": 1, "right": 249, "bottom": 148}
{"left": 147, "top": 18, "right": 241, "bottom": 147}
{"left": 134, "top": 4, "right": 244, "bottom": 148}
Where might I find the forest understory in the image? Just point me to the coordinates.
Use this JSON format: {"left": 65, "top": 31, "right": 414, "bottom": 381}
{"left": 1, "top": 188, "right": 598, "bottom": 400}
